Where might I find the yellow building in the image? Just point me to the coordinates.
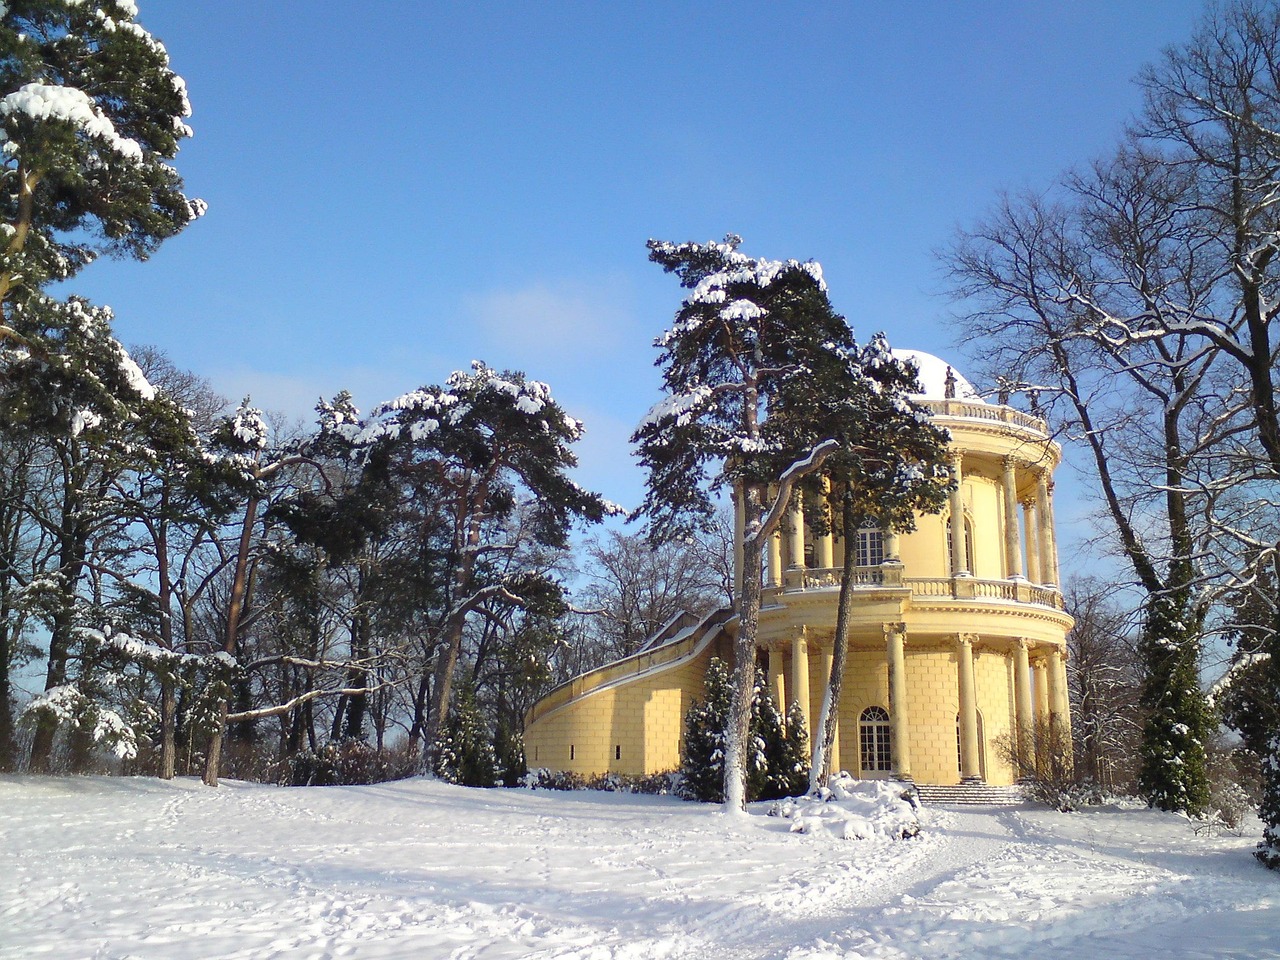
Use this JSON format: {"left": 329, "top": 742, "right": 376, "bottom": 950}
{"left": 525, "top": 352, "right": 1073, "bottom": 787}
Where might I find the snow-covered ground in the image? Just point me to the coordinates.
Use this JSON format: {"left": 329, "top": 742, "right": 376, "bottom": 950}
{"left": 2, "top": 776, "right": 1276, "bottom": 960}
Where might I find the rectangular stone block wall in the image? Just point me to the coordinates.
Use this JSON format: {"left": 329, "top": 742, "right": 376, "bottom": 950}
{"left": 525, "top": 642, "right": 720, "bottom": 776}
{"left": 834, "top": 651, "right": 889, "bottom": 776}
{"left": 974, "top": 650, "right": 1017, "bottom": 785}
{"left": 906, "top": 648, "right": 962, "bottom": 785}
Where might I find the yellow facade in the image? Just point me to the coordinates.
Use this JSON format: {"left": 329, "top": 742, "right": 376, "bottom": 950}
{"left": 525, "top": 353, "right": 1074, "bottom": 786}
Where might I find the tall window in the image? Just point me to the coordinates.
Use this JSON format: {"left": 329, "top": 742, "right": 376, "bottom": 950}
{"left": 859, "top": 706, "right": 892, "bottom": 773}
{"left": 955, "top": 712, "right": 987, "bottom": 779}
{"left": 945, "top": 515, "right": 976, "bottom": 573}
{"left": 856, "top": 527, "right": 884, "bottom": 567}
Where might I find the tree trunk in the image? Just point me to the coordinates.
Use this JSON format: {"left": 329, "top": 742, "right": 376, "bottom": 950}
{"left": 159, "top": 676, "right": 176, "bottom": 779}
{"left": 423, "top": 618, "right": 466, "bottom": 767}
{"left": 204, "top": 495, "right": 258, "bottom": 787}
{"left": 810, "top": 486, "right": 859, "bottom": 792}
{"left": 722, "top": 482, "right": 764, "bottom": 812}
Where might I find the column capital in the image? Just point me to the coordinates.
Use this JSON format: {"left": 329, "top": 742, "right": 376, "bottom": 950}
{"left": 882, "top": 621, "right": 907, "bottom": 642}
{"left": 1002, "top": 454, "right": 1024, "bottom": 471}
{"left": 1016, "top": 637, "right": 1032, "bottom": 651}
{"left": 949, "top": 450, "right": 964, "bottom": 469}
{"left": 955, "top": 632, "right": 978, "bottom": 648}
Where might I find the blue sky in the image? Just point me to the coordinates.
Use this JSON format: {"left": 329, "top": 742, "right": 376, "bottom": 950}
{"left": 70, "top": 1, "right": 1206, "bottom": 526}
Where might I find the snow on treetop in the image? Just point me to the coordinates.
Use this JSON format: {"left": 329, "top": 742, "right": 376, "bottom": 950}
{"left": 366, "top": 362, "right": 583, "bottom": 444}
{"left": 230, "top": 399, "right": 268, "bottom": 449}
{"left": 0, "top": 82, "right": 143, "bottom": 161}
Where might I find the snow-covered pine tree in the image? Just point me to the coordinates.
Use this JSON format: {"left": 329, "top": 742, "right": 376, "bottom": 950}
{"left": 635, "top": 235, "right": 848, "bottom": 811}
{"left": 682, "top": 658, "right": 810, "bottom": 803}
{"left": 783, "top": 701, "right": 810, "bottom": 790}
{"left": 751, "top": 666, "right": 809, "bottom": 801}
{"left": 680, "top": 656, "right": 730, "bottom": 802}
{"left": 1258, "top": 607, "right": 1280, "bottom": 867}
{"left": 5, "top": 295, "right": 184, "bottom": 772}
{"left": 1137, "top": 585, "right": 1211, "bottom": 816}
{"left": 0, "top": 1, "right": 203, "bottom": 315}
{"left": 433, "top": 687, "right": 498, "bottom": 788}
{"left": 796, "top": 336, "right": 952, "bottom": 790}
{"left": 360, "top": 362, "right": 615, "bottom": 768}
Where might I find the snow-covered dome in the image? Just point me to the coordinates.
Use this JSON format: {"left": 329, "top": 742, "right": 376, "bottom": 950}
{"left": 891, "top": 349, "right": 985, "bottom": 404}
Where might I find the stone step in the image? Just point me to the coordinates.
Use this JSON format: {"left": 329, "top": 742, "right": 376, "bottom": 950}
{"left": 913, "top": 783, "right": 1025, "bottom": 806}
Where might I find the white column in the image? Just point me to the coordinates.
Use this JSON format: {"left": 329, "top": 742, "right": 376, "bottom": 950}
{"left": 788, "top": 497, "right": 805, "bottom": 569}
{"left": 1023, "top": 499, "right": 1041, "bottom": 584}
{"left": 1036, "top": 470, "right": 1058, "bottom": 588}
{"left": 791, "top": 630, "right": 811, "bottom": 736}
{"left": 1001, "top": 458, "right": 1024, "bottom": 580}
{"left": 949, "top": 452, "right": 969, "bottom": 576}
{"left": 1014, "top": 639, "right": 1035, "bottom": 775}
{"left": 885, "top": 622, "right": 911, "bottom": 780}
{"left": 768, "top": 528, "right": 783, "bottom": 588}
{"left": 883, "top": 526, "right": 900, "bottom": 563}
{"left": 1044, "top": 478, "right": 1061, "bottom": 587}
{"left": 1048, "top": 645, "right": 1071, "bottom": 743}
{"left": 816, "top": 477, "right": 834, "bottom": 569}
{"left": 956, "top": 634, "right": 982, "bottom": 782}
{"left": 769, "top": 647, "right": 788, "bottom": 715}
{"left": 1033, "top": 658, "right": 1051, "bottom": 725}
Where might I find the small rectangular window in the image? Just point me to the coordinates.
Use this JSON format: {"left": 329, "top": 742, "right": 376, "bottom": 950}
{"left": 570, "top": 745, "right": 575, "bottom": 760}
{"left": 615, "top": 745, "right": 621, "bottom": 760}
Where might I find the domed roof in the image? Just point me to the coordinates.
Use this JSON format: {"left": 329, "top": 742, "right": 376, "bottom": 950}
{"left": 891, "top": 349, "right": 985, "bottom": 404}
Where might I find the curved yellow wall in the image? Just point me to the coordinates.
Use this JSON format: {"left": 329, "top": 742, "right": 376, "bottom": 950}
{"left": 525, "top": 396, "right": 1073, "bottom": 787}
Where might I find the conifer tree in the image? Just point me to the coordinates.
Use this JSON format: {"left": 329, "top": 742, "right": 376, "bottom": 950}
{"left": 681, "top": 657, "right": 810, "bottom": 803}
{"left": 799, "top": 338, "right": 952, "bottom": 789}
{"left": 433, "top": 687, "right": 498, "bottom": 788}
{"left": 1138, "top": 587, "right": 1212, "bottom": 816}
{"left": 636, "top": 236, "right": 848, "bottom": 811}
{"left": 751, "top": 667, "right": 808, "bottom": 801}
{"left": 0, "top": 1, "right": 203, "bottom": 317}
{"left": 783, "top": 701, "right": 810, "bottom": 791}
{"left": 680, "top": 657, "right": 731, "bottom": 803}
{"left": 1258, "top": 611, "right": 1280, "bottom": 867}
{"left": 361, "top": 362, "right": 613, "bottom": 767}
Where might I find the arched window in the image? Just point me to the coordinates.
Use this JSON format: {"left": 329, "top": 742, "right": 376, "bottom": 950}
{"left": 859, "top": 706, "right": 892, "bottom": 774}
{"left": 945, "top": 515, "right": 977, "bottom": 573}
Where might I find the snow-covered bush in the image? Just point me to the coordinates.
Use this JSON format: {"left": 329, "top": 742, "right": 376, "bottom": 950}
{"left": 277, "top": 739, "right": 418, "bottom": 787}
{"left": 770, "top": 774, "right": 920, "bottom": 840}
{"left": 520, "top": 768, "right": 680, "bottom": 795}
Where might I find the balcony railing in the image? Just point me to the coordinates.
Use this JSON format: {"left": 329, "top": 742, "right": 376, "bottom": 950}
{"left": 769, "top": 566, "right": 1064, "bottom": 610}
{"left": 917, "top": 398, "right": 1048, "bottom": 434}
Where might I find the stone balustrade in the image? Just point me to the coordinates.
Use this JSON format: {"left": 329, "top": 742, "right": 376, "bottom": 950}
{"left": 768, "top": 567, "right": 1064, "bottom": 610}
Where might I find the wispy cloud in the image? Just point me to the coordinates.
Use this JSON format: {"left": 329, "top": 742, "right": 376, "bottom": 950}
{"left": 463, "top": 277, "right": 634, "bottom": 370}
